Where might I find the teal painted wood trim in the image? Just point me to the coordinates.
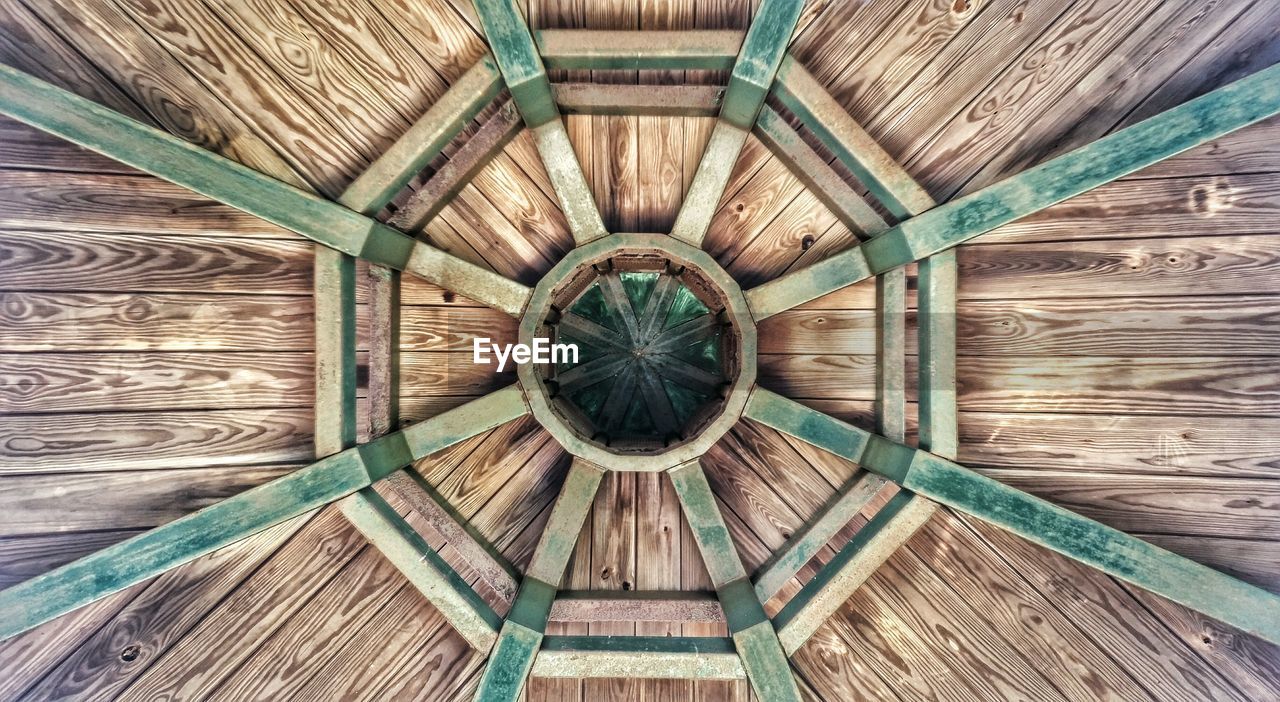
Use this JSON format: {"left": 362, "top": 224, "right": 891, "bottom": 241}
{"left": 672, "top": 121, "right": 749, "bottom": 246}
{"left": 732, "top": 621, "right": 803, "bottom": 702}
{"left": 752, "top": 471, "right": 886, "bottom": 603}
{"left": 772, "top": 56, "right": 934, "bottom": 220}
{"left": 917, "top": 249, "right": 957, "bottom": 458}
{"left": 340, "top": 56, "right": 502, "bottom": 216}
{"left": 314, "top": 246, "right": 358, "bottom": 457}
{"left": 901, "top": 452, "right": 1280, "bottom": 645}
{"left": 400, "top": 385, "right": 529, "bottom": 462}
{"left": 754, "top": 104, "right": 888, "bottom": 237}
{"left": 719, "top": 0, "right": 804, "bottom": 130}
{"left": 534, "top": 636, "right": 745, "bottom": 680}
{"left": 473, "top": 0, "right": 557, "bottom": 128}
{"left": 473, "top": 619, "right": 542, "bottom": 702}
{"left": 669, "top": 460, "right": 749, "bottom": 588}
{"left": 0, "top": 63, "right": 530, "bottom": 316}
{"left": 751, "top": 61, "right": 1280, "bottom": 317}
{"left": 535, "top": 29, "right": 742, "bottom": 71}
{"left": 876, "top": 268, "right": 906, "bottom": 442}
{"left": 341, "top": 488, "right": 501, "bottom": 651}
{"left": 526, "top": 458, "right": 605, "bottom": 585}
{"left": 742, "top": 388, "right": 874, "bottom": 469}
{"left": 530, "top": 120, "right": 607, "bottom": 245}
{"left": 774, "top": 490, "right": 935, "bottom": 655}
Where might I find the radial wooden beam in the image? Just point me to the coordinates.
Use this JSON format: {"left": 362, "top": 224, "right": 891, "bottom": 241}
{"left": 745, "top": 61, "right": 1280, "bottom": 319}
{"left": 473, "top": 0, "right": 605, "bottom": 246}
{"left": 472, "top": 458, "right": 604, "bottom": 702}
{"left": 670, "top": 461, "right": 802, "bottom": 702}
{"left": 0, "top": 386, "right": 529, "bottom": 640}
{"left": 0, "top": 62, "right": 530, "bottom": 316}
{"left": 532, "top": 636, "right": 746, "bottom": 680}
{"left": 743, "top": 389, "right": 1280, "bottom": 646}
{"left": 341, "top": 488, "right": 503, "bottom": 651}
{"left": 671, "top": 0, "right": 803, "bottom": 246}
{"left": 535, "top": 29, "right": 742, "bottom": 71}
{"left": 773, "top": 489, "right": 935, "bottom": 655}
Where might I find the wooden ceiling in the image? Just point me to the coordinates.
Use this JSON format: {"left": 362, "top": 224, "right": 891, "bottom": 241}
{"left": 1, "top": 0, "right": 1278, "bottom": 699}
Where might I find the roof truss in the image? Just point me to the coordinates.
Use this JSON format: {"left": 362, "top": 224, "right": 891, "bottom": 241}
{"left": 0, "top": 3, "right": 1278, "bottom": 701}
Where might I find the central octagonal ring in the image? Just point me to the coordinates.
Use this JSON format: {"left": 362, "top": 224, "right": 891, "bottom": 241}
{"left": 518, "top": 234, "right": 757, "bottom": 471}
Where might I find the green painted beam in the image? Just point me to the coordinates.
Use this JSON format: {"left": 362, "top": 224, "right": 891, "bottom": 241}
{"left": 719, "top": 0, "right": 804, "bottom": 130}
{"left": 749, "top": 60, "right": 1280, "bottom": 317}
{"left": 917, "top": 249, "right": 957, "bottom": 458}
{"left": 533, "top": 636, "right": 745, "bottom": 680}
{"left": 473, "top": 458, "right": 603, "bottom": 702}
{"left": 752, "top": 471, "right": 886, "bottom": 603}
{"left": 899, "top": 452, "right": 1280, "bottom": 646}
{"left": 341, "top": 488, "right": 502, "bottom": 651}
{"left": 535, "top": 29, "right": 742, "bottom": 71}
{"left": 671, "top": 0, "right": 802, "bottom": 247}
{"left": 339, "top": 55, "right": 502, "bottom": 216}
{"left": 746, "top": 393, "right": 1280, "bottom": 646}
{"left": 875, "top": 268, "right": 906, "bottom": 442}
{"left": 753, "top": 104, "right": 888, "bottom": 237}
{"left": 554, "top": 83, "right": 725, "bottom": 117}
{"left": 314, "top": 246, "right": 358, "bottom": 457}
{"left": 0, "top": 63, "right": 530, "bottom": 316}
{"left": 548, "top": 591, "right": 723, "bottom": 624}
{"left": 773, "top": 490, "right": 936, "bottom": 655}
{"left": 671, "top": 121, "right": 748, "bottom": 246}
{"left": 0, "top": 387, "right": 528, "bottom": 641}
{"left": 472, "top": 0, "right": 606, "bottom": 244}
{"left": 669, "top": 461, "right": 802, "bottom": 702}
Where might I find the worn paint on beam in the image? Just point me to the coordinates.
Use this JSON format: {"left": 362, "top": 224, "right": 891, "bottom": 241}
{"left": 314, "top": 246, "right": 358, "bottom": 456}
{"left": 0, "top": 63, "right": 530, "bottom": 316}
{"left": 774, "top": 490, "right": 936, "bottom": 655}
{"left": 671, "top": 122, "right": 749, "bottom": 246}
{"left": 389, "top": 99, "right": 523, "bottom": 233}
{"left": 742, "top": 388, "right": 874, "bottom": 468}
{"left": 472, "top": 0, "right": 555, "bottom": 127}
{"left": 554, "top": 83, "right": 725, "bottom": 117}
{"left": 754, "top": 105, "right": 887, "bottom": 237}
{"left": 535, "top": 29, "right": 742, "bottom": 71}
{"left": 669, "top": 461, "right": 801, "bottom": 702}
{"left": 530, "top": 119, "right": 608, "bottom": 245}
{"left": 340, "top": 56, "right": 502, "bottom": 216}
{"left": 342, "top": 488, "right": 501, "bottom": 651}
{"left": 534, "top": 636, "right": 745, "bottom": 679}
{"left": 365, "top": 264, "right": 401, "bottom": 440}
{"left": 753, "top": 61, "right": 1280, "bottom": 315}
{"left": 900, "top": 451, "right": 1280, "bottom": 646}
{"left": 386, "top": 470, "right": 520, "bottom": 604}
{"left": 753, "top": 471, "right": 886, "bottom": 603}
{"left": 917, "top": 249, "right": 957, "bottom": 458}
{"left": 720, "top": 0, "right": 804, "bottom": 129}
{"left": 526, "top": 458, "right": 605, "bottom": 585}
{"left": 876, "top": 267, "right": 907, "bottom": 442}
{"left": 400, "top": 385, "right": 529, "bottom": 460}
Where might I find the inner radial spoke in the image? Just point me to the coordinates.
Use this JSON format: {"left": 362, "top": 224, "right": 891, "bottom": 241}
{"left": 597, "top": 272, "right": 643, "bottom": 344}
{"left": 636, "top": 359, "right": 680, "bottom": 437}
{"left": 558, "top": 311, "right": 629, "bottom": 353}
{"left": 597, "top": 360, "right": 641, "bottom": 432}
{"left": 555, "top": 353, "right": 632, "bottom": 394}
{"left": 637, "top": 271, "right": 681, "bottom": 341}
{"left": 651, "top": 354, "right": 724, "bottom": 395}
{"left": 650, "top": 312, "right": 720, "bottom": 354}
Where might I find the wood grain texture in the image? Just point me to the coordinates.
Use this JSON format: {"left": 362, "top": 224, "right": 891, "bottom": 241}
{"left": 1137, "top": 534, "right": 1280, "bottom": 591}
{"left": 0, "top": 116, "right": 137, "bottom": 173}
{"left": 0, "top": 530, "right": 141, "bottom": 589}
{"left": 0, "top": 408, "right": 312, "bottom": 474}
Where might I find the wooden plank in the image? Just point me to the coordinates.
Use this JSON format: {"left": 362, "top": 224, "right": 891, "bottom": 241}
{"left": 0, "top": 231, "right": 311, "bottom": 294}
{"left": 0, "top": 465, "right": 296, "bottom": 536}
{"left": 749, "top": 62, "right": 1280, "bottom": 316}
{"left": 789, "top": 623, "right": 903, "bottom": 702}
{"left": 0, "top": 63, "right": 530, "bottom": 315}
{"left": 0, "top": 116, "right": 136, "bottom": 173}
{"left": 1138, "top": 535, "right": 1280, "bottom": 591}
{"left": 958, "top": 234, "right": 1280, "bottom": 301}
{"left": 773, "top": 490, "right": 936, "bottom": 655}
{"left": 0, "top": 408, "right": 311, "bottom": 473}
{"left": 0, "top": 531, "right": 140, "bottom": 589}
{"left": 340, "top": 488, "right": 500, "bottom": 650}
{"left": 532, "top": 636, "right": 745, "bottom": 680}
{"left": 0, "top": 351, "right": 312, "bottom": 412}
{"left": 0, "top": 171, "right": 295, "bottom": 237}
